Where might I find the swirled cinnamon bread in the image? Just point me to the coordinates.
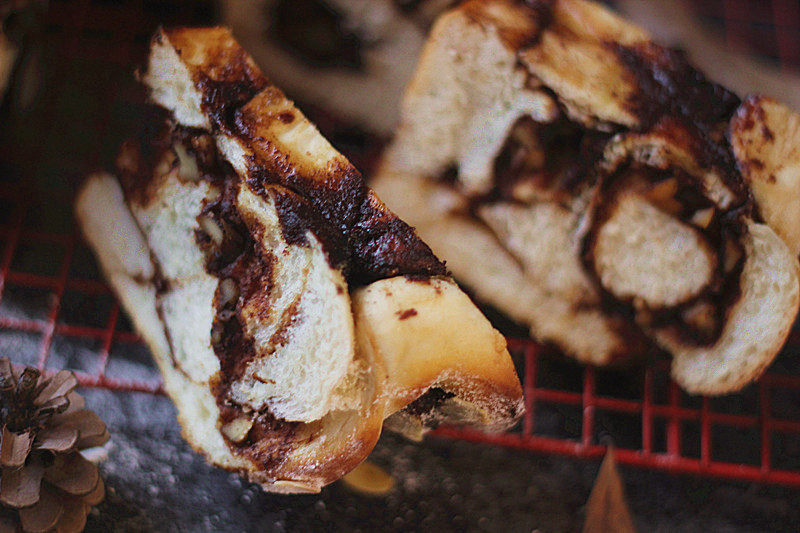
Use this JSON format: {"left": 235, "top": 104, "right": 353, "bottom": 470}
{"left": 373, "top": 0, "right": 800, "bottom": 395}
{"left": 76, "top": 27, "right": 522, "bottom": 493}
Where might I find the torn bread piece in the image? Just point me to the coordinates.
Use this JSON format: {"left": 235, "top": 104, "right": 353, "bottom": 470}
{"left": 76, "top": 27, "right": 522, "bottom": 493}
{"left": 374, "top": 0, "right": 800, "bottom": 393}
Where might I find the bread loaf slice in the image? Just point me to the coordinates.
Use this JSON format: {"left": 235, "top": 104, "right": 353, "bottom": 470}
{"left": 374, "top": 0, "right": 800, "bottom": 393}
{"left": 76, "top": 27, "right": 522, "bottom": 492}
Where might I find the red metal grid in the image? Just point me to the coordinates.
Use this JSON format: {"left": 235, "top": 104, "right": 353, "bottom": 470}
{"left": 1, "top": 0, "right": 800, "bottom": 490}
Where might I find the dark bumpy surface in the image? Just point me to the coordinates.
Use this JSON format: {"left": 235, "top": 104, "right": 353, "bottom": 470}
{"left": 77, "top": 386, "right": 800, "bottom": 532}
{"left": 612, "top": 42, "right": 741, "bottom": 131}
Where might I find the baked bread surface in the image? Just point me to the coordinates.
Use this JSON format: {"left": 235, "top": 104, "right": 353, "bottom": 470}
{"left": 76, "top": 26, "right": 523, "bottom": 492}
{"left": 373, "top": 0, "right": 800, "bottom": 394}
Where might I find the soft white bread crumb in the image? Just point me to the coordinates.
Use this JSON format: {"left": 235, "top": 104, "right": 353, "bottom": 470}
{"left": 457, "top": 90, "right": 558, "bottom": 195}
{"left": 124, "top": 164, "right": 224, "bottom": 386}
{"left": 385, "top": 5, "right": 549, "bottom": 184}
{"left": 144, "top": 32, "right": 209, "bottom": 130}
{"left": 479, "top": 200, "right": 597, "bottom": 303}
{"left": 159, "top": 277, "right": 220, "bottom": 383}
{"left": 593, "top": 191, "right": 716, "bottom": 307}
{"left": 230, "top": 185, "right": 357, "bottom": 422}
{"left": 663, "top": 222, "right": 800, "bottom": 394}
{"left": 129, "top": 169, "right": 218, "bottom": 281}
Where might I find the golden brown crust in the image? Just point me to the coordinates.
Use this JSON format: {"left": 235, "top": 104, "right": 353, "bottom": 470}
{"left": 460, "top": 0, "right": 545, "bottom": 50}
{"left": 353, "top": 277, "right": 523, "bottom": 429}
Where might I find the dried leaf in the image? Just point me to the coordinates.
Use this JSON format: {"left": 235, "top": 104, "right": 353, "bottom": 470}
{"left": 43, "top": 453, "right": 98, "bottom": 497}
{"left": 0, "top": 428, "right": 32, "bottom": 468}
{"left": 18, "top": 487, "right": 62, "bottom": 533}
{"left": 342, "top": 461, "right": 394, "bottom": 496}
{"left": 0, "top": 457, "right": 44, "bottom": 508}
{"left": 583, "top": 448, "right": 637, "bottom": 533}
{"left": 35, "top": 426, "right": 79, "bottom": 453}
{"left": 34, "top": 371, "right": 77, "bottom": 407}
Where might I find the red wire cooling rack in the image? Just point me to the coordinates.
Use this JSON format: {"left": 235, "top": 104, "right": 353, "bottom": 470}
{"left": 2, "top": 0, "right": 800, "bottom": 489}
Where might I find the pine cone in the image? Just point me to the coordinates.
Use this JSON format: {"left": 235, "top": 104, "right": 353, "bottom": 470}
{"left": 0, "top": 358, "right": 109, "bottom": 533}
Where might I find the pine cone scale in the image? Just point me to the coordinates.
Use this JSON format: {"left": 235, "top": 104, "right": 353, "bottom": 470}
{"left": 0, "top": 456, "right": 44, "bottom": 508}
{"left": 61, "top": 393, "right": 83, "bottom": 415}
{"left": 18, "top": 487, "right": 62, "bottom": 533}
{"left": 52, "top": 498, "right": 88, "bottom": 533}
{"left": 81, "top": 477, "right": 104, "bottom": 507}
{"left": 51, "top": 411, "right": 105, "bottom": 442}
{"left": 0, "top": 427, "right": 32, "bottom": 468}
{"left": 36, "top": 396, "right": 69, "bottom": 420}
{"left": 75, "top": 429, "right": 109, "bottom": 451}
{"left": 35, "top": 426, "right": 78, "bottom": 453}
{"left": 43, "top": 453, "right": 98, "bottom": 497}
{"left": 33, "top": 372, "right": 76, "bottom": 407}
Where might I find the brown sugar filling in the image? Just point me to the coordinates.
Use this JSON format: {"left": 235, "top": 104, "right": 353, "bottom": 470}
{"left": 583, "top": 164, "right": 746, "bottom": 347}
